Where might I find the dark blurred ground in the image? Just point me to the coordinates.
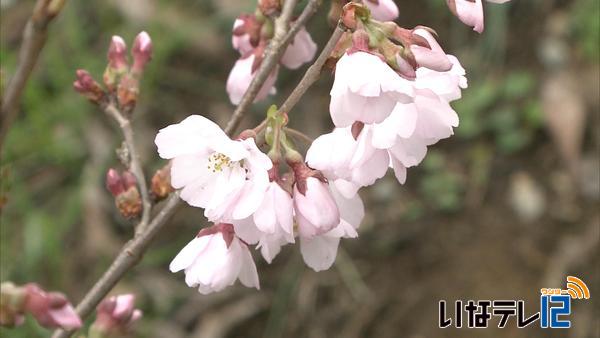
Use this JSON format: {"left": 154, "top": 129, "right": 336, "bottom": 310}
{"left": 1, "top": 0, "right": 599, "bottom": 337}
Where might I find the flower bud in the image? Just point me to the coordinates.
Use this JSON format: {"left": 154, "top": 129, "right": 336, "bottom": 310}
{"left": 106, "top": 169, "right": 142, "bottom": 219}
{"left": 104, "top": 36, "right": 128, "bottom": 92}
{"left": 341, "top": 2, "right": 370, "bottom": 30}
{"left": 131, "top": 31, "right": 152, "bottom": 76}
{"left": 73, "top": 69, "right": 105, "bottom": 104}
{"left": 0, "top": 282, "right": 26, "bottom": 328}
{"left": 107, "top": 36, "right": 128, "bottom": 71}
{"left": 106, "top": 168, "right": 124, "bottom": 197}
{"left": 293, "top": 175, "right": 340, "bottom": 238}
{"left": 115, "top": 186, "right": 142, "bottom": 219}
{"left": 90, "top": 294, "right": 142, "bottom": 337}
{"left": 258, "top": 0, "right": 281, "bottom": 16}
{"left": 23, "top": 284, "right": 82, "bottom": 330}
{"left": 151, "top": 164, "right": 174, "bottom": 201}
{"left": 121, "top": 171, "right": 138, "bottom": 190}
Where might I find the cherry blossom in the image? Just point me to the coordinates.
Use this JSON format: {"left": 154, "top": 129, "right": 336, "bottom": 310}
{"left": 281, "top": 26, "right": 318, "bottom": 69}
{"left": 330, "top": 51, "right": 413, "bottom": 127}
{"left": 226, "top": 54, "right": 278, "bottom": 105}
{"left": 23, "top": 284, "right": 82, "bottom": 330}
{"left": 363, "top": 0, "right": 399, "bottom": 22}
{"left": 231, "top": 17, "right": 255, "bottom": 55}
{"left": 169, "top": 224, "right": 260, "bottom": 294}
{"left": 300, "top": 186, "right": 364, "bottom": 271}
{"left": 155, "top": 115, "right": 272, "bottom": 222}
{"left": 232, "top": 181, "right": 295, "bottom": 263}
{"left": 92, "top": 294, "right": 142, "bottom": 335}
{"left": 446, "top": 0, "right": 512, "bottom": 33}
{"left": 293, "top": 176, "right": 341, "bottom": 238}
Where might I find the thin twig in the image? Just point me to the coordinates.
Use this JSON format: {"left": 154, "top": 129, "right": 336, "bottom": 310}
{"left": 224, "top": 0, "right": 321, "bottom": 135}
{"left": 103, "top": 103, "right": 152, "bottom": 232}
{"left": 0, "top": 0, "right": 66, "bottom": 148}
{"left": 279, "top": 25, "right": 345, "bottom": 116}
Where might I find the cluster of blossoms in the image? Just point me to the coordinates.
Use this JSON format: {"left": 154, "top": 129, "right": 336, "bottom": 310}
{"left": 156, "top": 0, "right": 511, "bottom": 295}
{"left": 156, "top": 112, "right": 364, "bottom": 293}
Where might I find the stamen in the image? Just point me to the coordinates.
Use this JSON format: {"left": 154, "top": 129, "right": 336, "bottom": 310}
{"left": 207, "top": 153, "right": 233, "bottom": 173}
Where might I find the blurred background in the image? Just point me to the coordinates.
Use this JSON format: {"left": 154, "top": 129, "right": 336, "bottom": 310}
{"left": 1, "top": 0, "right": 598, "bottom": 337}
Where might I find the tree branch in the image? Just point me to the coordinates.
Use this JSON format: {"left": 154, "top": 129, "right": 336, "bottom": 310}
{"left": 224, "top": 0, "right": 321, "bottom": 135}
{"left": 103, "top": 103, "right": 152, "bottom": 232}
{"left": 0, "top": 0, "right": 66, "bottom": 148}
{"left": 51, "top": 192, "right": 182, "bottom": 338}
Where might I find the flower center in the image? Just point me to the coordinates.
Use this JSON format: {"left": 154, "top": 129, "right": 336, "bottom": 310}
{"left": 207, "top": 152, "right": 233, "bottom": 173}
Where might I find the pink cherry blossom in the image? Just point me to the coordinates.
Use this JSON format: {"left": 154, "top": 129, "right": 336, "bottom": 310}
{"left": 314, "top": 48, "right": 465, "bottom": 196}
{"left": 232, "top": 18, "right": 254, "bottom": 55}
{"left": 155, "top": 115, "right": 272, "bottom": 222}
{"left": 232, "top": 181, "right": 295, "bottom": 263}
{"left": 447, "top": 0, "right": 512, "bottom": 33}
{"left": 300, "top": 186, "right": 364, "bottom": 271}
{"left": 293, "top": 177, "right": 341, "bottom": 238}
{"left": 169, "top": 224, "right": 259, "bottom": 294}
{"left": 226, "top": 54, "right": 278, "bottom": 105}
{"left": 281, "top": 26, "right": 317, "bottom": 69}
{"left": 307, "top": 127, "right": 389, "bottom": 198}
{"left": 364, "top": 0, "right": 399, "bottom": 22}
{"left": 92, "top": 294, "right": 142, "bottom": 335}
{"left": 23, "top": 284, "right": 82, "bottom": 330}
{"left": 330, "top": 51, "right": 414, "bottom": 127}
{"left": 409, "top": 28, "right": 452, "bottom": 72}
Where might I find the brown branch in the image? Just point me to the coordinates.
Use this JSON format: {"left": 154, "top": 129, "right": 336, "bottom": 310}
{"left": 103, "top": 103, "right": 152, "bottom": 232}
{"left": 224, "top": 0, "right": 321, "bottom": 135}
{"left": 51, "top": 192, "right": 182, "bottom": 338}
{"left": 0, "top": 0, "right": 66, "bottom": 148}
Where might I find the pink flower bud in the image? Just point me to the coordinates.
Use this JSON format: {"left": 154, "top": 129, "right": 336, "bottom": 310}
{"left": 73, "top": 69, "right": 105, "bottom": 104}
{"left": 92, "top": 294, "right": 142, "bottom": 335}
{"left": 105, "top": 168, "right": 124, "bottom": 196}
{"left": 107, "top": 35, "right": 128, "bottom": 71}
{"left": 131, "top": 31, "right": 152, "bottom": 75}
{"left": 291, "top": 164, "right": 340, "bottom": 238}
{"left": 258, "top": 0, "right": 281, "bottom": 16}
{"left": 121, "top": 171, "right": 138, "bottom": 190}
{"left": 23, "top": 284, "right": 82, "bottom": 330}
